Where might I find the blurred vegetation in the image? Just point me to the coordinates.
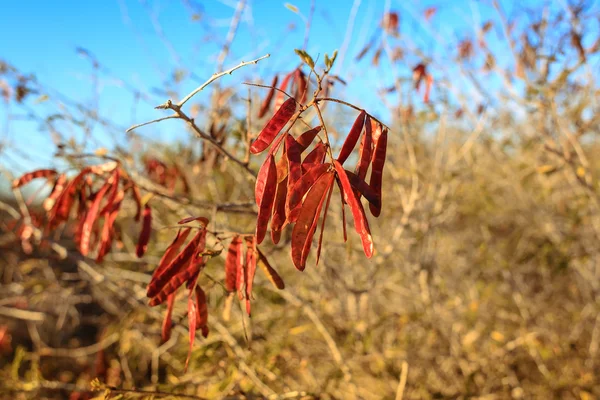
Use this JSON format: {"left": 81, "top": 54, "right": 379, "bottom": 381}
{"left": 1, "top": 1, "right": 600, "bottom": 399}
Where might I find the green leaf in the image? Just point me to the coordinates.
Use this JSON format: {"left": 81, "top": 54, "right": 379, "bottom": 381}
{"left": 294, "top": 49, "right": 314, "bottom": 69}
{"left": 285, "top": 3, "right": 299, "bottom": 13}
{"left": 324, "top": 49, "right": 338, "bottom": 70}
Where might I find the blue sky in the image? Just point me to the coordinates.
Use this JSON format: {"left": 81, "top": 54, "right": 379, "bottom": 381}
{"left": 0, "top": 0, "right": 597, "bottom": 176}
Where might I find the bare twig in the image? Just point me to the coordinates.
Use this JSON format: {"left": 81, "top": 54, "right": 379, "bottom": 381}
{"left": 173, "top": 54, "right": 270, "bottom": 108}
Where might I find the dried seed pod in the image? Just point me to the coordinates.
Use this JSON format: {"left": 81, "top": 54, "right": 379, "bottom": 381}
{"left": 255, "top": 155, "right": 278, "bottom": 244}
{"left": 250, "top": 98, "right": 297, "bottom": 154}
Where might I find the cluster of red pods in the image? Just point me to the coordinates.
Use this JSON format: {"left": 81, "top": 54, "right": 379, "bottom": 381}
{"left": 251, "top": 90, "right": 388, "bottom": 271}
{"left": 10, "top": 67, "right": 389, "bottom": 369}
{"left": 11, "top": 162, "right": 150, "bottom": 263}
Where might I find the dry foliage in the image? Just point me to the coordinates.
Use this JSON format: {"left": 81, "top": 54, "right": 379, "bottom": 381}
{"left": 1, "top": 1, "right": 599, "bottom": 399}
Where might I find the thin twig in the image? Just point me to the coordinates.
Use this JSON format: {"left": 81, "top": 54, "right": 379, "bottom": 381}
{"left": 174, "top": 54, "right": 270, "bottom": 108}
{"left": 315, "top": 97, "right": 390, "bottom": 129}
{"left": 216, "top": 0, "right": 247, "bottom": 73}
{"left": 126, "top": 114, "right": 178, "bottom": 133}
{"left": 39, "top": 333, "right": 119, "bottom": 358}
{"left": 0, "top": 306, "right": 45, "bottom": 322}
{"left": 395, "top": 361, "right": 409, "bottom": 400}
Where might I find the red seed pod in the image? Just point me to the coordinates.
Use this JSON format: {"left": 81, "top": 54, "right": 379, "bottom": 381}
{"left": 286, "top": 134, "right": 303, "bottom": 193}
{"left": 147, "top": 229, "right": 205, "bottom": 299}
{"left": 274, "top": 71, "right": 295, "bottom": 112}
{"left": 293, "top": 68, "right": 308, "bottom": 104}
{"left": 148, "top": 253, "right": 204, "bottom": 307}
{"left": 49, "top": 168, "right": 91, "bottom": 227}
{"left": 250, "top": 97, "right": 297, "bottom": 154}
{"left": 178, "top": 216, "right": 210, "bottom": 226}
{"left": 96, "top": 190, "right": 125, "bottom": 263}
{"left": 12, "top": 169, "right": 57, "bottom": 188}
{"left": 151, "top": 228, "right": 192, "bottom": 282}
{"left": 296, "top": 126, "right": 322, "bottom": 152}
{"left": 369, "top": 126, "right": 387, "bottom": 217}
{"left": 244, "top": 237, "right": 257, "bottom": 316}
{"left": 185, "top": 292, "right": 197, "bottom": 372}
{"left": 344, "top": 170, "right": 380, "bottom": 210}
{"left": 337, "top": 111, "right": 366, "bottom": 165}
{"left": 301, "top": 142, "right": 327, "bottom": 174}
{"left": 80, "top": 181, "right": 112, "bottom": 256}
{"left": 195, "top": 286, "right": 209, "bottom": 337}
{"left": 334, "top": 160, "right": 374, "bottom": 258}
{"left": 225, "top": 236, "right": 243, "bottom": 292}
{"left": 270, "top": 176, "right": 288, "bottom": 244}
{"left": 258, "top": 75, "right": 279, "bottom": 119}
{"left": 291, "top": 171, "right": 335, "bottom": 270}
{"left": 43, "top": 173, "right": 67, "bottom": 211}
{"left": 161, "top": 293, "right": 176, "bottom": 343}
{"left": 255, "top": 155, "right": 278, "bottom": 244}
{"left": 287, "top": 162, "right": 331, "bottom": 223}
{"left": 316, "top": 182, "right": 335, "bottom": 265}
{"left": 129, "top": 184, "right": 143, "bottom": 222}
{"left": 354, "top": 115, "right": 373, "bottom": 183}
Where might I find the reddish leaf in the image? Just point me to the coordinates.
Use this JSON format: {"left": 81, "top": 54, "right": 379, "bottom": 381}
{"left": 99, "top": 169, "right": 121, "bottom": 215}
{"left": 244, "top": 237, "right": 257, "bottom": 316}
{"left": 296, "top": 126, "right": 322, "bottom": 152}
{"left": 185, "top": 292, "right": 197, "bottom": 371}
{"left": 80, "top": 181, "right": 111, "bottom": 256}
{"left": 382, "top": 11, "right": 400, "bottom": 34}
{"left": 355, "top": 115, "right": 373, "bottom": 182}
{"left": 337, "top": 111, "right": 366, "bottom": 165}
{"left": 136, "top": 204, "right": 152, "bottom": 257}
{"left": 424, "top": 7, "right": 436, "bottom": 21}
{"left": 286, "top": 134, "right": 303, "bottom": 190}
{"left": 270, "top": 176, "right": 288, "bottom": 244}
{"left": 148, "top": 252, "right": 204, "bottom": 307}
{"left": 369, "top": 127, "right": 387, "bottom": 217}
{"left": 225, "top": 236, "right": 242, "bottom": 292}
{"left": 345, "top": 170, "right": 380, "bottom": 209}
{"left": 291, "top": 171, "right": 335, "bottom": 270}
{"left": 287, "top": 162, "right": 331, "bottom": 223}
{"left": 178, "top": 216, "right": 210, "bottom": 226}
{"left": 274, "top": 71, "right": 294, "bottom": 112}
{"left": 43, "top": 173, "right": 67, "bottom": 211}
{"left": 255, "top": 155, "right": 278, "bottom": 244}
{"left": 49, "top": 168, "right": 91, "bottom": 227}
{"left": 147, "top": 229, "right": 205, "bottom": 299}
{"left": 424, "top": 74, "right": 433, "bottom": 103}
{"left": 339, "top": 185, "right": 348, "bottom": 242}
{"left": 161, "top": 293, "right": 176, "bottom": 343}
{"left": 96, "top": 190, "right": 125, "bottom": 263}
{"left": 301, "top": 142, "right": 327, "bottom": 174}
{"left": 12, "top": 169, "right": 57, "bottom": 188}
{"left": 236, "top": 247, "right": 246, "bottom": 301}
{"left": 293, "top": 68, "right": 308, "bottom": 104}
{"left": 258, "top": 75, "right": 278, "bottom": 119}
{"left": 316, "top": 182, "right": 335, "bottom": 265}
{"left": 334, "top": 160, "right": 374, "bottom": 258}
{"left": 130, "top": 184, "right": 142, "bottom": 221}
{"left": 257, "top": 249, "right": 285, "bottom": 289}
{"left": 195, "top": 287, "right": 209, "bottom": 337}
{"left": 250, "top": 97, "right": 296, "bottom": 154}
{"left": 152, "top": 228, "right": 192, "bottom": 281}
{"left": 267, "top": 130, "right": 287, "bottom": 157}
{"left": 413, "top": 64, "right": 426, "bottom": 90}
